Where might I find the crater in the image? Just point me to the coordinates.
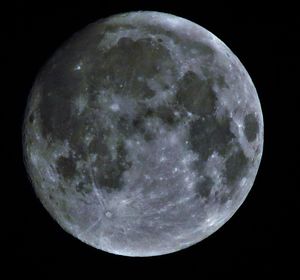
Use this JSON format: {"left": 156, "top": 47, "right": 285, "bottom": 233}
{"left": 105, "top": 211, "right": 112, "bottom": 218}
{"left": 244, "top": 113, "right": 259, "bottom": 142}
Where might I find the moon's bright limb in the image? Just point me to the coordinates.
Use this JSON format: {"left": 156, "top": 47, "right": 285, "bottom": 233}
{"left": 23, "top": 11, "right": 263, "bottom": 257}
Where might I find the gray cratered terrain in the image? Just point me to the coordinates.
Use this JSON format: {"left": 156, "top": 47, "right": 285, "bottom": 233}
{"left": 23, "top": 11, "right": 263, "bottom": 257}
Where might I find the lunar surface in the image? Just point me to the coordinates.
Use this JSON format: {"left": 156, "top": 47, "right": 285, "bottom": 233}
{"left": 23, "top": 11, "right": 263, "bottom": 257}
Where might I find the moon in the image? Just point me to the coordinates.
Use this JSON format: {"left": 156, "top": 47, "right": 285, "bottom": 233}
{"left": 23, "top": 11, "right": 263, "bottom": 257}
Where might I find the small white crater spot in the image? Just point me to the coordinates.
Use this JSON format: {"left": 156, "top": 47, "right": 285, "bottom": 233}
{"left": 105, "top": 211, "right": 112, "bottom": 218}
{"left": 110, "top": 103, "right": 120, "bottom": 112}
{"left": 74, "top": 64, "right": 82, "bottom": 71}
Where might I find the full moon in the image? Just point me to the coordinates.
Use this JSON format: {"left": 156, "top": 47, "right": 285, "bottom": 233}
{"left": 23, "top": 11, "right": 263, "bottom": 257}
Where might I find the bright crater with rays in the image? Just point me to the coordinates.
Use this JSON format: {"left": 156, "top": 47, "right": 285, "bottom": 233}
{"left": 23, "top": 11, "right": 263, "bottom": 257}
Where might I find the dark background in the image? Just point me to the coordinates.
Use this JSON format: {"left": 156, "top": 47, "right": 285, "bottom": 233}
{"left": 10, "top": 1, "right": 298, "bottom": 277}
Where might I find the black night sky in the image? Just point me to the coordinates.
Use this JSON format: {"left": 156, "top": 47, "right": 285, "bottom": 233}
{"left": 9, "top": 1, "right": 298, "bottom": 277}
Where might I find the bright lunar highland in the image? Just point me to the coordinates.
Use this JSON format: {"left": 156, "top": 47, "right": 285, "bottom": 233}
{"left": 23, "top": 11, "right": 264, "bottom": 257}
